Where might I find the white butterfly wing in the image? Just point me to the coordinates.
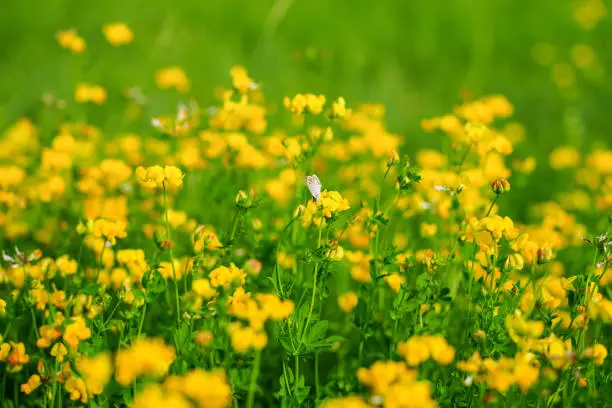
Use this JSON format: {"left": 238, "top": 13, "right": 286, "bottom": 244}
{"left": 306, "top": 174, "right": 322, "bottom": 201}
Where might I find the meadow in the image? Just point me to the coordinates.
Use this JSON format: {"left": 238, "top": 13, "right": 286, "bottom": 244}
{"left": 0, "top": 0, "right": 611, "bottom": 407}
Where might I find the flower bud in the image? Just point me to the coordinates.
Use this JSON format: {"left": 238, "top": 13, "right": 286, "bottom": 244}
{"left": 537, "top": 246, "right": 554, "bottom": 264}
{"left": 504, "top": 253, "right": 525, "bottom": 272}
{"left": 195, "top": 330, "right": 214, "bottom": 347}
{"left": 491, "top": 178, "right": 511, "bottom": 195}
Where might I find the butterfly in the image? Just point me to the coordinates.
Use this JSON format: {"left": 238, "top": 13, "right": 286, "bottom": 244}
{"left": 305, "top": 174, "right": 322, "bottom": 202}
{"left": 151, "top": 101, "right": 200, "bottom": 136}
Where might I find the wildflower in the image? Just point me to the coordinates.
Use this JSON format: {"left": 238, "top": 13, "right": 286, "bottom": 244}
{"left": 20, "top": 374, "right": 41, "bottom": 395}
{"left": 192, "top": 278, "right": 216, "bottom": 299}
{"left": 385, "top": 273, "right": 404, "bottom": 293}
{"left": 195, "top": 330, "right": 214, "bottom": 347}
{"left": 244, "top": 258, "right": 262, "bottom": 276}
{"left": 321, "top": 396, "right": 370, "bottom": 408}
{"left": 227, "top": 323, "right": 267, "bottom": 352}
{"left": 329, "top": 97, "right": 349, "bottom": 118}
{"left": 57, "top": 29, "right": 86, "bottom": 53}
{"left": 132, "top": 384, "right": 192, "bottom": 408}
{"left": 6, "top": 342, "right": 29, "bottom": 372}
{"left": 115, "top": 337, "right": 176, "bottom": 385}
{"left": 504, "top": 253, "right": 525, "bottom": 272}
{"left": 102, "top": 22, "right": 133, "bottom": 46}
{"left": 338, "top": 292, "right": 358, "bottom": 312}
{"left": 209, "top": 264, "right": 246, "bottom": 288}
{"left": 491, "top": 178, "right": 511, "bottom": 195}
{"left": 420, "top": 223, "right": 438, "bottom": 237}
{"left": 75, "top": 83, "right": 107, "bottom": 104}
{"left": 63, "top": 316, "right": 91, "bottom": 351}
{"left": 164, "top": 369, "right": 233, "bottom": 408}
{"left": 92, "top": 218, "right": 128, "bottom": 245}
{"left": 77, "top": 352, "right": 112, "bottom": 396}
{"left": 398, "top": 337, "right": 430, "bottom": 366}
{"left": 537, "top": 246, "right": 554, "bottom": 264}
{"left": 50, "top": 343, "right": 68, "bottom": 362}
{"left": 549, "top": 146, "right": 580, "bottom": 169}
{"left": 156, "top": 67, "right": 190, "bottom": 93}
{"left": 284, "top": 93, "right": 326, "bottom": 115}
{"left": 583, "top": 344, "right": 607, "bottom": 365}
{"left": 65, "top": 377, "right": 89, "bottom": 403}
{"left": 135, "top": 165, "right": 184, "bottom": 189}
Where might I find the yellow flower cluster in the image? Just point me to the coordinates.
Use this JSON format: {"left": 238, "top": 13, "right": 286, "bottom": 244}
{"left": 228, "top": 289, "right": 294, "bottom": 330}
{"left": 301, "top": 190, "right": 351, "bottom": 227}
{"left": 136, "top": 165, "right": 184, "bottom": 190}
{"left": 65, "top": 352, "right": 112, "bottom": 403}
{"left": 0, "top": 341, "right": 29, "bottom": 372}
{"left": 57, "top": 29, "right": 86, "bottom": 53}
{"left": 103, "top": 22, "right": 134, "bottom": 46}
{"left": 156, "top": 67, "right": 190, "bottom": 93}
{"left": 357, "top": 360, "right": 437, "bottom": 408}
{"left": 209, "top": 264, "right": 246, "bottom": 288}
{"left": 457, "top": 352, "right": 540, "bottom": 393}
{"left": 132, "top": 369, "right": 232, "bottom": 408}
{"left": 284, "top": 93, "right": 326, "bottom": 115}
{"left": 397, "top": 335, "right": 456, "bottom": 366}
{"left": 338, "top": 291, "right": 358, "bottom": 312}
{"left": 75, "top": 83, "right": 107, "bottom": 104}
{"left": 115, "top": 337, "right": 176, "bottom": 385}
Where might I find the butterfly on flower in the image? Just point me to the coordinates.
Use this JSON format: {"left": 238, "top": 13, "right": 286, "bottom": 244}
{"left": 151, "top": 100, "right": 200, "bottom": 136}
{"left": 305, "top": 174, "right": 322, "bottom": 202}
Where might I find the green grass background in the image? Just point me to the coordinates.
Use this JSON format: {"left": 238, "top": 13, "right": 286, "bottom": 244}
{"left": 0, "top": 0, "right": 610, "bottom": 192}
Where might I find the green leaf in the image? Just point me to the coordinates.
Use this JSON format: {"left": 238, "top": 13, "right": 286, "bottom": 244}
{"left": 80, "top": 283, "right": 101, "bottom": 295}
{"left": 307, "top": 320, "right": 328, "bottom": 345}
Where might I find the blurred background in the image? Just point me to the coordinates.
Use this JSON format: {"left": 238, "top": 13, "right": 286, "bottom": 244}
{"left": 0, "top": 0, "right": 610, "bottom": 157}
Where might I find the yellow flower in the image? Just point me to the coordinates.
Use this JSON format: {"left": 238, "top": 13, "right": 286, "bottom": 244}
{"left": 65, "top": 377, "right": 89, "bottom": 403}
{"left": 135, "top": 165, "right": 184, "bottom": 190}
{"left": 385, "top": 273, "right": 404, "bottom": 293}
{"left": 75, "top": 83, "right": 107, "bottom": 104}
{"left": 420, "top": 223, "right": 438, "bottom": 237}
{"left": 427, "top": 335, "right": 456, "bottom": 365}
{"left": 63, "top": 316, "right": 91, "bottom": 351}
{"left": 115, "top": 337, "right": 176, "bottom": 385}
{"left": 209, "top": 264, "right": 246, "bottom": 288}
{"left": 20, "top": 374, "right": 41, "bottom": 395}
{"left": 57, "top": 29, "right": 86, "bottom": 53}
{"left": 91, "top": 218, "right": 128, "bottom": 245}
{"left": 6, "top": 342, "right": 29, "bottom": 372}
{"left": 320, "top": 396, "right": 370, "bottom": 408}
{"left": 549, "top": 146, "right": 580, "bottom": 169}
{"left": 227, "top": 323, "right": 267, "bottom": 352}
{"left": 76, "top": 352, "right": 112, "bottom": 397}
{"left": 50, "top": 343, "right": 68, "bottom": 362}
{"left": 195, "top": 330, "right": 214, "bottom": 347}
{"left": 514, "top": 362, "right": 539, "bottom": 392}
{"left": 164, "top": 369, "right": 233, "bottom": 408}
{"left": 102, "top": 22, "right": 133, "bottom": 46}
{"left": 156, "top": 67, "right": 190, "bottom": 93}
{"left": 284, "top": 93, "right": 326, "bottom": 115}
{"left": 192, "top": 278, "right": 217, "bottom": 299}
{"left": 357, "top": 360, "right": 415, "bottom": 395}
{"left": 132, "top": 384, "right": 192, "bottom": 408}
{"left": 584, "top": 343, "right": 607, "bottom": 365}
{"left": 338, "top": 291, "right": 358, "bottom": 312}
{"left": 398, "top": 337, "right": 430, "bottom": 366}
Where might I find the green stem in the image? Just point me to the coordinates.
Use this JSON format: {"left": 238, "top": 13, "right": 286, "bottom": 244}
{"left": 314, "top": 351, "right": 320, "bottom": 405}
{"left": 163, "top": 185, "right": 181, "bottom": 328}
{"left": 298, "top": 223, "right": 324, "bottom": 350}
{"left": 246, "top": 350, "right": 261, "bottom": 408}
{"left": 485, "top": 195, "right": 499, "bottom": 217}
